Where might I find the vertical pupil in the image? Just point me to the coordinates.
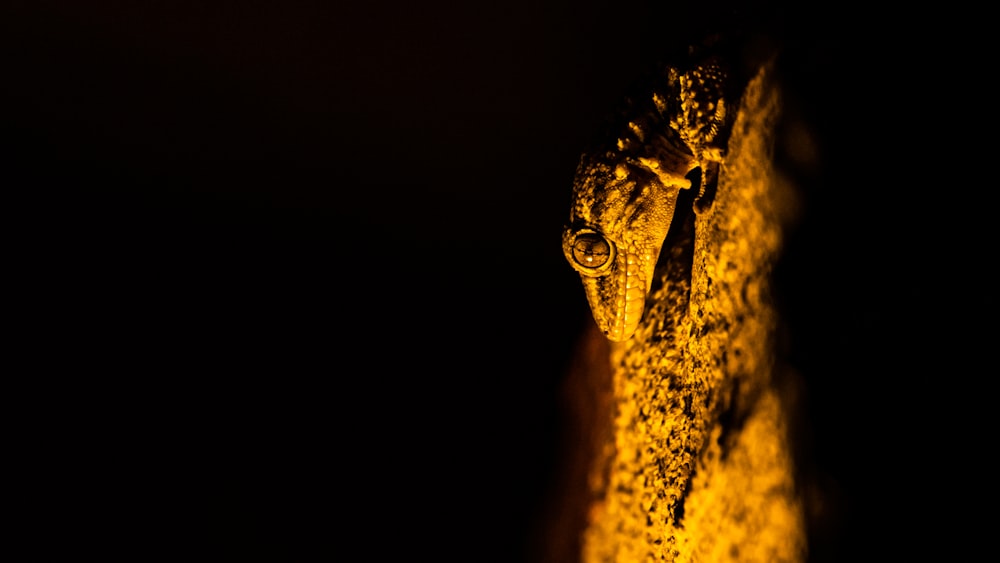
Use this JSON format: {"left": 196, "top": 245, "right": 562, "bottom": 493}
{"left": 573, "top": 234, "right": 610, "bottom": 268}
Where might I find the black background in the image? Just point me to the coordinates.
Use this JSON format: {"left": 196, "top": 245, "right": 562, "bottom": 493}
{"left": 6, "top": 1, "right": 993, "bottom": 561}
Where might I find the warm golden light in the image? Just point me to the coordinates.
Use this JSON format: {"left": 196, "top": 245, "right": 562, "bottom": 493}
{"left": 557, "top": 53, "right": 806, "bottom": 562}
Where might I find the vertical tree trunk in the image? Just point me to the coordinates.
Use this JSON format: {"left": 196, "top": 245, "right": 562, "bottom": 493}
{"left": 548, "top": 59, "right": 806, "bottom": 563}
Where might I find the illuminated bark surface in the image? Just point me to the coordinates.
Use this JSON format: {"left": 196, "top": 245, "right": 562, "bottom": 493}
{"left": 559, "top": 60, "right": 806, "bottom": 562}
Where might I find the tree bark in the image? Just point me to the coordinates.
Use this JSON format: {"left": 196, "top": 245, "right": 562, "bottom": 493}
{"left": 546, "top": 58, "right": 806, "bottom": 563}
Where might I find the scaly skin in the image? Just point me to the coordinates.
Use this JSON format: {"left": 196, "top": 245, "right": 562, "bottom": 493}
{"left": 563, "top": 61, "right": 728, "bottom": 341}
{"left": 558, "top": 57, "right": 808, "bottom": 562}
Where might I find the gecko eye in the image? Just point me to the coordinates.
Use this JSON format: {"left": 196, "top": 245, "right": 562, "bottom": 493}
{"left": 571, "top": 232, "right": 613, "bottom": 271}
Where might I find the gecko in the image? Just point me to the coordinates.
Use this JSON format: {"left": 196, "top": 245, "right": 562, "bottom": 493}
{"left": 562, "top": 57, "right": 731, "bottom": 342}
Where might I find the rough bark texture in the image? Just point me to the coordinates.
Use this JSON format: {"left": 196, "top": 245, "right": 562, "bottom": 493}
{"left": 551, "top": 59, "right": 806, "bottom": 562}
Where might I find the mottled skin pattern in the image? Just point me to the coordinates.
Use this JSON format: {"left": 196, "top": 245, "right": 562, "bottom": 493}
{"left": 560, "top": 54, "right": 807, "bottom": 562}
{"left": 562, "top": 61, "right": 729, "bottom": 342}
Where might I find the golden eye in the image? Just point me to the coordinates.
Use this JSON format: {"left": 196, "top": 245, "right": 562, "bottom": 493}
{"left": 572, "top": 233, "right": 611, "bottom": 269}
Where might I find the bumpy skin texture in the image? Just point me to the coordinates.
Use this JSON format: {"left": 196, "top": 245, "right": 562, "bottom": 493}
{"left": 562, "top": 62, "right": 729, "bottom": 342}
{"left": 562, "top": 58, "right": 808, "bottom": 562}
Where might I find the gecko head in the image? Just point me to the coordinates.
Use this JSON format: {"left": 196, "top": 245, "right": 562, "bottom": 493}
{"left": 563, "top": 154, "right": 684, "bottom": 341}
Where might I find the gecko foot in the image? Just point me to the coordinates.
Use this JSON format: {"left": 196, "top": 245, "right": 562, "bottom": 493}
{"left": 691, "top": 161, "right": 719, "bottom": 215}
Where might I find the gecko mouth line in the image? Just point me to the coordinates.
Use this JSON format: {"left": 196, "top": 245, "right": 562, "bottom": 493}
{"left": 562, "top": 56, "right": 730, "bottom": 342}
